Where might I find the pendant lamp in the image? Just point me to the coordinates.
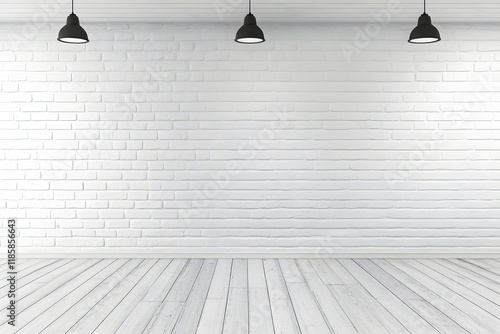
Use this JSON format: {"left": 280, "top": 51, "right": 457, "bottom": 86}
{"left": 235, "top": 0, "right": 265, "bottom": 44}
{"left": 408, "top": 0, "right": 440, "bottom": 43}
{"left": 58, "top": 0, "right": 89, "bottom": 44}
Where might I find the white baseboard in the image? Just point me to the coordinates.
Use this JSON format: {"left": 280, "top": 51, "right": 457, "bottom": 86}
{"left": 18, "top": 253, "right": 500, "bottom": 259}
{"left": 16, "top": 247, "right": 500, "bottom": 258}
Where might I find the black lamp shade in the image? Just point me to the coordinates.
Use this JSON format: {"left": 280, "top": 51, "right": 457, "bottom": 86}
{"left": 235, "top": 13, "right": 265, "bottom": 44}
{"left": 408, "top": 13, "right": 440, "bottom": 44}
{"left": 58, "top": 13, "right": 89, "bottom": 44}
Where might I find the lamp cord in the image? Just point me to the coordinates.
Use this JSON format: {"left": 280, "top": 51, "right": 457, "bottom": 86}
{"left": 72, "top": 0, "right": 74, "bottom": 13}
{"left": 249, "top": 0, "right": 251, "bottom": 13}
{"left": 424, "top": 0, "right": 426, "bottom": 13}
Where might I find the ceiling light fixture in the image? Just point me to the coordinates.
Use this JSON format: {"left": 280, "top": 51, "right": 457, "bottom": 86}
{"left": 408, "top": 0, "right": 440, "bottom": 44}
{"left": 235, "top": 0, "right": 265, "bottom": 44}
{"left": 58, "top": 0, "right": 89, "bottom": 44}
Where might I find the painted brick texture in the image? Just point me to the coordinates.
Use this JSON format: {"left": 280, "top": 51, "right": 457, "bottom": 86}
{"left": 1, "top": 22, "right": 500, "bottom": 255}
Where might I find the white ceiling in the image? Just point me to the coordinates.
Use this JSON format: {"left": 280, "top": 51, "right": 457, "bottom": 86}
{"left": 1, "top": 0, "right": 500, "bottom": 23}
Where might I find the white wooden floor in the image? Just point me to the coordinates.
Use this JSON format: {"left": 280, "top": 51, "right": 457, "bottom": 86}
{"left": 1, "top": 259, "right": 500, "bottom": 334}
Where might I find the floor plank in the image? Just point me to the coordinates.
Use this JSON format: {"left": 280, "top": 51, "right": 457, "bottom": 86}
{"left": 345, "top": 259, "right": 438, "bottom": 334}
{"left": 402, "top": 260, "right": 500, "bottom": 326}
{"left": 0, "top": 259, "right": 46, "bottom": 281}
{"left": 66, "top": 259, "right": 157, "bottom": 334}
{"left": 93, "top": 259, "right": 169, "bottom": 334}
{"left": 421, "top": 259, "right": 500, "bottom": 306}
{"left": 407, "top": 260, "right": 500, "bottom": 322}
{"left": 172, "top": 259, "right": 217, "bottom": 334}
{"left": 376, "top": 259, "right": 496, "bottom": 334}
{"left": 264, "top": 259, "right": 301, "bottom": 334}
{"left": 356, "top": 259, "right": 468, "bottom": 334}
{"left": 5, "top": 258, "right": 500, "bottom": 334}
{"left": 436, "top": 259, "right": 500, "bottom": 294}
{"left": 474, "top": 259, "right": 500, "bottom": 274}
{"left": 223, "top": 259, "right": 249, "bottom": 334}
{"left": 118, "top": 259, "right": 187, "bottom": 334}
{"left": 0, "top": 258, "right": 67, "bottom": 291}
{"left": 248, "top": 259, "right": 274, "bottom": 334}
{"left": 144, "top": 259, "right": 203, "bottom": 333}
{"left": 39, "top": 259, "right": 142, "bottom": 334}
{"left": 451, "top": 259, "right": 500, "bottom": 283}
{"left": 0, "top": 259, "right": 98, "bottom": 328}
{"left": 281, "top": 259, "right": 331, "bottom": 334}
{"left": 13, "top": 259, "right": 123, "bottom": 334}
{"left": 298, "top": 259, "right": 357, "bottom": 334}
{"left": 197, "top": 259, "right": 232, "bottom": 334}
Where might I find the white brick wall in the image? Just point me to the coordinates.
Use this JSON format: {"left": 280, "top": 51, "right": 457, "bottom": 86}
{"left": 1, "top": 22, "right": 500, "bottom": 256}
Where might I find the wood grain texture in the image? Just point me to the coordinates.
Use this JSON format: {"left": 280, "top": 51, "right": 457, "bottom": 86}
{"left": 2, "top": 258, "right": 500, "bottom": 334}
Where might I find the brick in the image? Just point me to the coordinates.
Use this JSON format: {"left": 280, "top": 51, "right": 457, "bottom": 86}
{"left": 1, "top": 23, "right": 499, "bottom": 254}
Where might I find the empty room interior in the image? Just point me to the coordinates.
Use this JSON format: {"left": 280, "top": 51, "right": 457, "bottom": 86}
{"left": 1, "top": 0, "right": 500, "bottom": 333}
